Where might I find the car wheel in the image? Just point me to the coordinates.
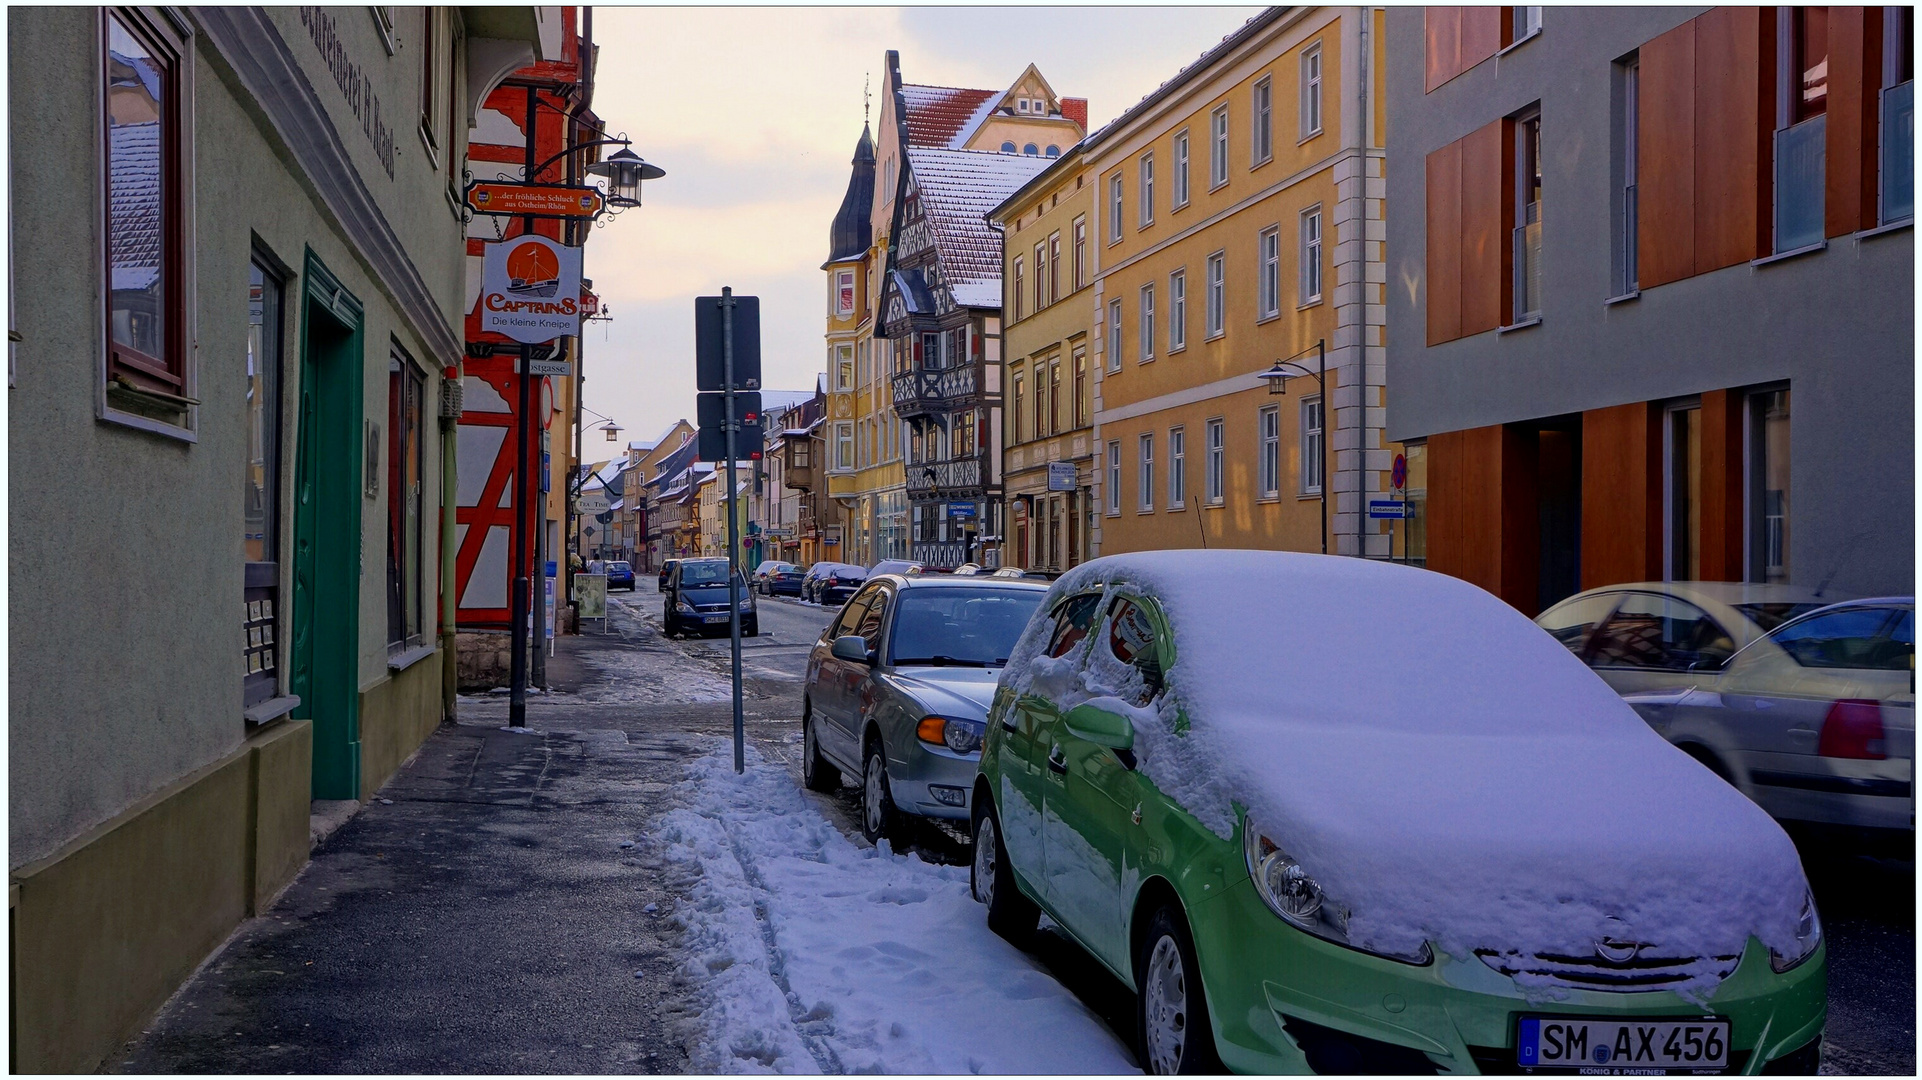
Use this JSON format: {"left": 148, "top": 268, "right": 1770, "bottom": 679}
{"left": 802, "top": 705, "right": 840, "bottom": 792}
{"left": 861, "top": 739, "right": 902, "bottom": 846}
{"left": 1135, "top": 903, "right": 1221, "bottom": 1075}
{"left": 744, "top": 621, "right": 759, "bottom": 638}
{"left": 972, "top": 798, "right": 1039, "bottom": 944}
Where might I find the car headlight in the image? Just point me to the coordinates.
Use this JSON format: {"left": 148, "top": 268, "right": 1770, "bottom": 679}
{"left": 1241, "top": 812, "right": 1430, "bottom": 965}
{"left": 739, "top": 596, "right": 754, "bottom": 610}
{"left": 916, "top": 716, "right": 984, "bottom": 754}
{"left": 675, "top": 600, "right": 695, "bottom": 614}
{"left": 1770, "top": 889, "right": 1823, "bottom": 973}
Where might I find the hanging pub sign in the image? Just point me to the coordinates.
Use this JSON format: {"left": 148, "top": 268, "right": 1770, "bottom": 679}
{"left": 464, "top": 180, "right": 606, "bottom": 219}
{"left": 481, "top": 234, "right": 583, "bottom": 344}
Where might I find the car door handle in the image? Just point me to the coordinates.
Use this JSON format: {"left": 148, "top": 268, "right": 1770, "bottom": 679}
{"left": 1047, "top": 746, "right": 1067, "bottom": 774}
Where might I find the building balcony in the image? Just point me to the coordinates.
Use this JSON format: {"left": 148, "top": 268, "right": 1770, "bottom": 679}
{"left": 784, "top": 464, "right": 816, "bottom": 492}
{"left": 891, "top": 364, "right": 977, "bottom": 420}
{"left": 906, "top": 454, "right": 985, "bottom": 501}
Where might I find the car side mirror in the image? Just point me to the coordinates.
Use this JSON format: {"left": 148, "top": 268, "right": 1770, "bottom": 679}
{"left": 1063, "top": 701, "right": 1135, "bottom": 751}
{"left": 831, "top": 635, "right": 874, "bottom": 665}
{"left": 1688, "top": 657, "right": 1728, "bottom": 675}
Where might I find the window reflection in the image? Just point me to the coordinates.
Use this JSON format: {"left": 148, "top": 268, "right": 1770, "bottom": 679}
{"left": 106, "top": 13, "right": 171, "bottom": 384}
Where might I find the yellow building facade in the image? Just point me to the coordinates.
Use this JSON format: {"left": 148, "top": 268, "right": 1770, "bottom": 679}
{"left": 1087, "top": 7, "right": 1394, "bottom": 560}
{"left": 989, "top": 146, "right": 1098, "bottom": 572}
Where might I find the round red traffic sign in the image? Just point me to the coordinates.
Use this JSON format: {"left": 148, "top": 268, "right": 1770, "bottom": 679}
{"left": 1392, "top": 453, "right": 1407, "bottom": 490}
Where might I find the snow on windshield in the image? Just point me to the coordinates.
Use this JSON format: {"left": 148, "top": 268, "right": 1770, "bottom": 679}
{"left": 1002, "top": 550, "right": 1809, "bottom": 996}
{"left": 658, "top": 744, "right": 1135, "bottom": 1073}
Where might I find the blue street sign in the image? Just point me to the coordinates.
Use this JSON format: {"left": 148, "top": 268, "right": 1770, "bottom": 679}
{"left": 1368, "top": 500, "right": 1408, "bottom": 519}
{"left": 948, "top": 502, "right": 977, "bottom": 519}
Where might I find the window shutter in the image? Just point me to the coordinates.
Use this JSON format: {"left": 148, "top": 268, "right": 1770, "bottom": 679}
{"left": 1425, "top": 140, "right": 1463, "bottom": 345}
{"left": 1638, "top": 18, "right": 1698, "bottom": 289}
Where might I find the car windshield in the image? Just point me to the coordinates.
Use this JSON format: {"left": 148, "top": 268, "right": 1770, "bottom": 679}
{"left": 889, "top": 587, "right": 1043, "bottom": 667}
{"left": 1733, "top": 601, "right": 1824, "bottom": 632}
{"left": 679, "top": 562, "right": 734, "bottom": 586}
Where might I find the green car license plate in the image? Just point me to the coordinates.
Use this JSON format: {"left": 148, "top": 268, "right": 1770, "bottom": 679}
{"left": 1518, "top": 1016, "right": 1731, "bottom": 1073}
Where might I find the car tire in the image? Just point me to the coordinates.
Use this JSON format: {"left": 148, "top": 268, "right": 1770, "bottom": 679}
{"left": 802, "top": 705, "right": 840, "bottom": 792}
{"left": 1134, "top": 902, "right": 1222, "bottom": 1075}
{"left": 972, "top": 798, "right": 1039, "bottom": 945}
{"left": 744, "top": 621, "right": 759, "bottom": 638}
{"left": 860, "top": 739, "right": 903, "bottom": 846}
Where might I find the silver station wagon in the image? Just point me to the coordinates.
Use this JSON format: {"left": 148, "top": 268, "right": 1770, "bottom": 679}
{"left": 801, "top": 574, "right": 1048, "bottom": 842}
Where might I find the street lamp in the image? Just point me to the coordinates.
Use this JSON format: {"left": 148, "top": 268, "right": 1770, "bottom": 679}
{"left": 588, "top": 148, "right": 665, "bottom": 208}
{"left": 1256, "top": 338, "right": 1326, "bottom": 555}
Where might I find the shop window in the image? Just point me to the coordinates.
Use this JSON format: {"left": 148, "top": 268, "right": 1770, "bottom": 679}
{"left": 1747, "top": 388, "right": 1791, "bottom": 584}
{"left": 244, "top": 259, "right": 284, "bottom": 709}
{"left": 387, "top": 348, "right": 426, "bottom": 651}
{"left": 1665, "top": 401, "right": 1702, "bottom": 581}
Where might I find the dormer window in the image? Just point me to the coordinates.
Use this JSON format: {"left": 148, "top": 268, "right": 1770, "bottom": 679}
{"left": 1024, "top": 143, "right": 1039, "bottom": 156}
{"left": 1046, "top": 145, "right": 1061, "bottom": 158}
{"left": 1002, "top": 141, "right": 1017, "bottom": 154}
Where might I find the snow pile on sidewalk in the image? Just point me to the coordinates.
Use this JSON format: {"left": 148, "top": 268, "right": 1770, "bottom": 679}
{"left": 1004, "top": 551, "right": 1810, "bottom": 998}
{"left": 656, "top": 744, "right": 1135, "bottom": 1074}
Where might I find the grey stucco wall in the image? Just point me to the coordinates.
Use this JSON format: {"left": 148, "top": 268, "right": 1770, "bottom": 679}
{"left": 10, "top": 8, "right": 456, "bottom": 867}
{"left": 1383, "top": 6, "right": 1914, "bottom": 598}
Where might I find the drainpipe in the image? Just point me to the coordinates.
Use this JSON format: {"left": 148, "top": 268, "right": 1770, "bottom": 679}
{"left": 441, "top": 364, "right": 460, "bottom": 720}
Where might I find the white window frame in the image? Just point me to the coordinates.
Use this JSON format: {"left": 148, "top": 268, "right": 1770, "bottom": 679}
{"left": 836, "top": 269, "right": 855, "bottom": 316}
{"left": 1258, "top": 226, "right": 1281, "bottom": 319}
{"left": 1106, "top": 440, "right": 1122, "bottom": 514}
{"left": 1298, "top": 204, "right": 1323, "bottom": 306}
{"left": 1138, "top": 433, "right": 1155, "bottom": 512}
{"left": 1168, "top": 269, "right": 1187, "bottom": 352}
{"left": 1205, "top": 417, "right": 1225, "bottom": 504}
{"left": 1205, "top": 251, "right": 1226, "bottom": 337}
{"left": 1109, "top": 172, "right": 1124, "bottom": 243}
{"left": 1300, "top": 396, "right": 1324, "bottom": 496}
{"left": 1107, "top": 298, "right": 1123, "bottom": 371}
{"left": 1139, "top": 153, "right": 1155, "bottom": 227}
{"left": 1211, "top": 104, "right": 1230, "bottom": 188}
{"left": 836, "top": 421, "right": 854, "bottom": 471}
{"left": 1012, "top": 255, "right": 1024, "bottom": 321}
{"left": 1168, "top": 426, "right": 1186, "bottom": 509}
{"left": 1259, "top": 404, "right": 1282, "bottom": 498}
{"left": 1253, "top": 75, "right": 1274, "bottom": 165}
{"left": 1300, "top": 42, "right": 1323, "bottom": 140}
{"left": 1173, "top": 128, "right": 1191, "bottom": 208}
{"left": 1138, "top": 283, "right": 1155, "bottom": 361}
{"left": 835, "top": 344, "right": 854, "bottom": 390}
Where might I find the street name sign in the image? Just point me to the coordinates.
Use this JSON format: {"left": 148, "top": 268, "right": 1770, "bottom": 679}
{"left": 1368, "top": 499, "right": 1408, "bottom": 519}
{"left": 482, "top": 235, "right": 583, "bottom": 343}
{"left": 1047, "top": 461, "right": 1078, "bottom": 491}
{"left": 465, "top": 181, "right": 605, "bottom": 219}
{"left": 694, "top": 294, "right": 762, "bottom": 391}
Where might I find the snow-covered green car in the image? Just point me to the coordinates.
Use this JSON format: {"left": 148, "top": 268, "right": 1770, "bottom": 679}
{"left": 969, "top": 551, "right": 1827, "bottom": 1074}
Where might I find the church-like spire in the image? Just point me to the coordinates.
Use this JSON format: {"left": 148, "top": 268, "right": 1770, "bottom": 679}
{"left": 829, "top": 124, "right": 876, "bottom": 261}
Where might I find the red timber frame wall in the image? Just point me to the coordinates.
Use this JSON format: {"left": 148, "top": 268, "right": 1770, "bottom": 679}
{"left": 454, "top": 12, "right": 590, "bottom": 629}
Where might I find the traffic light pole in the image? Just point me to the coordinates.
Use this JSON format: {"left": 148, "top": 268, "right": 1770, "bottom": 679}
{"left": 721, "top": 287, "right": 746, "bottom": 774}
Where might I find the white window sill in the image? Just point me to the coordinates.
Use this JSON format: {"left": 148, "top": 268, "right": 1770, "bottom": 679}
{"left": 1256, "top": 311, "right": 1282, "bottom": 325}
{"left": 1498, "top": 315, "right": 1543, "bottom": 334}
{"left": 1296, "top": 297, "right": 1324, "bottom": 312}
{"left": 1138, "top": 355, "right": 1155, "bottom": 364}
{"left": 1205, "top": 500, "right": 1224, "bottom": 509}
{"left": 1497, "top": 27, "right": 1542, "bottom": 57}
{"left": 1136, "top": 508, "right": 1156, "bottom": 515}
{"left": 1752, "top": 240, "right": 1826, "bottom": 267}
{"left": 1209, "top": 180, "right": 1229, "bottom": 194}
{"left": 244, "top": 694, "right": 302, "bottom": 726}
{"left": 1205, "top": 330, "right": 1225, "bottom": 342}
{"left": 1298, "top": 490, "right": 1322, "bottom": 500}
{"left": 1257, "top": 494, "right": 1281, "bottom": 504}
{"left": 1857, "top": 218, "right": 1912, "bottom": 241}
{"left": 1172, "top": 200, "right": 1190, "bottom": 213}
{"left": 1251, "top": 155, "right": 1275, "bottom": 171}
{"left": 1604, "top": 289, "right": 1640, "bottom": 306}
{"left": 1169, "top": 343, "right": 1187, "bottom": 355}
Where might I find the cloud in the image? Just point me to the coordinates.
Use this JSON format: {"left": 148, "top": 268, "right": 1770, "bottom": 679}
{"left": 574, "top": 7, "right": 1264, "bottom": 440}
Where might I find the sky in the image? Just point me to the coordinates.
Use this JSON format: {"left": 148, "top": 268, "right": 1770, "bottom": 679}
{"left": 576, "top": 6, "right": 1265, "bottom": 454}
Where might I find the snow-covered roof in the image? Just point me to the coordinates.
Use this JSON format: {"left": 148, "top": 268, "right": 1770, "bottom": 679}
{"left": 904, "top": 148, "right": 1052, "bottom": 307}
{"left": 1005, "top": 550, "right": 1809, "bottom": 997}
{"left": 758, "top": 389, "right": 814, "bottom": 414}
{"left": 899, "top": 83, "right": 998, "bottom": 148}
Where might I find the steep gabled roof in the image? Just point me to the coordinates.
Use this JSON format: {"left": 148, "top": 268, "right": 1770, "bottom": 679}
{"left": 904, "top": 148, "right": 1053, "bottom": 308}
{"left": 899, "top": 83, "right": 998, "bottom": 148}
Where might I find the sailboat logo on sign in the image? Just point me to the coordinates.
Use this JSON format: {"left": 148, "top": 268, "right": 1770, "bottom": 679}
{"left": 505, "top": 239, "right": 562, "bottom": 297}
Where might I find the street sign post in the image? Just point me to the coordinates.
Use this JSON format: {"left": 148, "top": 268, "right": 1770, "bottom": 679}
{"left": 1368, "top": 499, "right": 1408, "bottom": 519}
{"left": 697, "top": 289, "right": 760, "bottom": 774}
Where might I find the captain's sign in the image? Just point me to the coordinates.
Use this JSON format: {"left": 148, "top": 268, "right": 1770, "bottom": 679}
{"left": 481, "top": 235, "right": 583, "bottom": 344}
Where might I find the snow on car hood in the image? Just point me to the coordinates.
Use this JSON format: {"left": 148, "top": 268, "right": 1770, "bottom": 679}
{"left": 886, "top": 666, "right": 999, "bottom": 718}
{"left": 1003, "top": 551, "right": 1809, "bottom": 992}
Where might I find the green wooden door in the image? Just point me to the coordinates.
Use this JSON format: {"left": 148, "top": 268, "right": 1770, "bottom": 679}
{"left": 290, "top": 251, "right": 365, "bottom": 800}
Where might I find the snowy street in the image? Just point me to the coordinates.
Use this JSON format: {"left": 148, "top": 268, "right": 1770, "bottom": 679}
{"left": 116, "top": 585, "right": 1911, "bottom": 1074}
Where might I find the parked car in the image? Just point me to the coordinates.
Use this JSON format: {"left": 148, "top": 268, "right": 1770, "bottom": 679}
{"left": 801, "top": 574, "right": 1047, "bottom": 842}
{"left": 662, "top": 557, "right": 757, "bottom": 638}
{"left": 757, "top": 561, "right": 805, "bottom": 597}
{"left": 869, "top": 559, "right": 925, "bottom": 578}
{"left": 951, "top": 563, "right": 983, "bottom": 576}
{"left": 989, "top": 566, "right": 1027, "bottom": 578}
{"left": 971, "top": 550, "right": 1825, "bottom": 1075}
{"left": 604, "top": 560, "right": 636, "bottom": 591}
{"left": 1624, "top": 597, "right": 1914, "bottom": 838}
{"left": 803, "top": 562, "right": 867, "bottom": 606}
{"left": 658, "top": 558, "right": 680, "bottom": 592}
{"left": 990, "top": 566, "right": 1055, "bottom": 581}
{"left": 1536, "top": 582, "right": 1848, "bottom": 696}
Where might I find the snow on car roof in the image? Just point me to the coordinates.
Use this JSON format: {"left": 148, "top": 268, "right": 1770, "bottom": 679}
{"left": 1004, "top": 550, "right": 1808, "bottom": 996}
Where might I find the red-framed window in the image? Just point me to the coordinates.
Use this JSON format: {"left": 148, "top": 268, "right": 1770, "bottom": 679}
{"left": 102, "top": 8, "right": 187, "bottom": 397}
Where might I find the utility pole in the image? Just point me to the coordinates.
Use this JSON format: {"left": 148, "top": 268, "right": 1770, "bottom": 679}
{"left": 721, "top": 287, "right": 746, "bottom": 774}
{"left": 508, "top": 84, "right": 537, "bottom": 729}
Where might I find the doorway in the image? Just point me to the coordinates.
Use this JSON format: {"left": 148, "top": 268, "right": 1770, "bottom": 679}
{"left": 1535, "top": 418, "right": 1582, "bottom": 612}
{"left": 290, "top": 251, "right": 364, "bottom": 800}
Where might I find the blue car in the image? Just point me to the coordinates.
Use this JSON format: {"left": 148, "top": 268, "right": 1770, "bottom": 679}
{"left": 605, "top": 560, "right": 636, "bottom": 591}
